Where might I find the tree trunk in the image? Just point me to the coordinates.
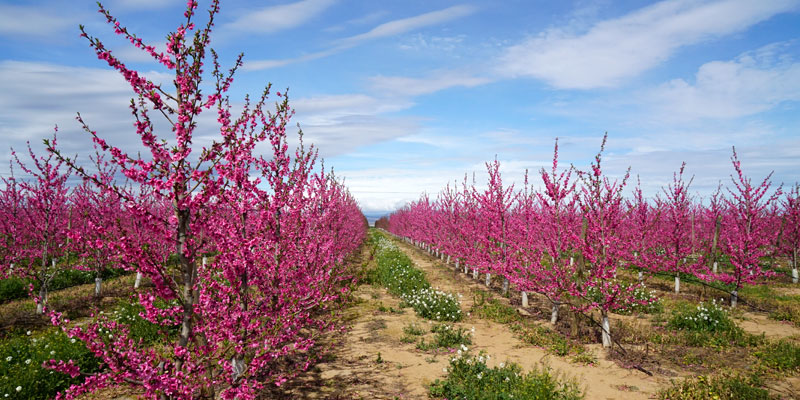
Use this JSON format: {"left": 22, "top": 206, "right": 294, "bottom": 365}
{"left": 730, "top": 290, "right": 738, "bottom": 308}
{"left": 485, "top": 273, "right": 491, "bottom": 287}
{"left": 550, "top": 301, "right": 559, "bottom": 325}
{"left": 674, "top": 275, "right": 680, "bottom": 293}
{"left": 502, "top": 278, "right": 509, "bottom": 295}
{"left": 601, "top": 312, "right": 611, "bottom": 348}
{"left": 521, "top": 291, "right": 528, "bottom": 308}
{"left": 472, "top": 267, "right": 478, "bottom": 280}
{"left": 36, "top": 285, "right": 48, "bottom": 315}
{"left": 134, "top": 271, "right": 142, "bottom": 288}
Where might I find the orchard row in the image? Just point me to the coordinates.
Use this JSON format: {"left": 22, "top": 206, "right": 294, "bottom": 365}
{"left": 0, "top": 1, "right": 366, "bottom": 399}
{"left": 378, "top": 135, "right": 799, "bottom": 348}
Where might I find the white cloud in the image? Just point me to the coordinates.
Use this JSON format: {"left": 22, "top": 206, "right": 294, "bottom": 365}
{"left": 0, "top": 4, "right": 77, "bottom": 37}
{"left": 645, "top": 41, "right": 800, "bottom": 120}
{"left": 498, "top": 0, "right": 800, "bottom": 89}
{"left": 222, "top": 0, "right": 337, "bottom": 34}
{"left": 0, "top": 61, "right": 215, "bottom": 170}
{"left": 243, "top": 48, "right": 339, "bottom": 71}
{"left": 294, "top": 94, "right": 411, "bottom": 117}
{"left": 368, "top": 72, "right": 491, "bottom": 97}
{"left": 336, "top": 5, "right": 476, "bottom": 47}
{"left": 323, "top": 10, "right": 390, "bottom": 33}
{"left": 297, "top": 115, "right": 419, "bottom": 159}
{"left": 244, "top": 4, "right": 476, "bottom": 70}
{"left": 289, "top": 94, "right": 418, "bottom": 157}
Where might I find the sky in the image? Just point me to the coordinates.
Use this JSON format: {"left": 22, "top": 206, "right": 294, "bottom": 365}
{"left": 1, "top": 0, "right": 799, "bottom": 220}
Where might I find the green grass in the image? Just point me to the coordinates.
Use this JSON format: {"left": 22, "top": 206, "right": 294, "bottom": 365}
{"left": 369, "top": 231, "right": 462, "bottom": 322}
{"left": 417, "top": 324, "right": 472, "bottom": 351}
{"left": 658, "top": 373, "right": 774, "bottom": 400}
{"left": 664, "top": 300, "right": 764, "bottom": 347}
{"left": 430, "top": 351, "right": 584, "bottom": 400}
{"left": 754, "top": 339, "right": 800, "bottom": 373}
{"left": 469, "top": 292, "right": 589, "bottom": 361}
{"left": 0, "top": 329, "right": 101, "bottom": 399}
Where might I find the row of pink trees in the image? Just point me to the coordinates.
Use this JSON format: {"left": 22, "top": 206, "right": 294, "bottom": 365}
{"left": 386, "top": 136, "right": 795, "bottom": 348}
{"left": 1, "top": 1, "right": 366, "bottom": 398}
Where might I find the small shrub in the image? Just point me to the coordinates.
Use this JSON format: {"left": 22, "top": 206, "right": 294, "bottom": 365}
{"left": 403, "top": 288, "right": 462, "bottom": 322}
{"left": 403, "top": 323, "right": 425, "bottom": 336}
{"left": 430, "top": 351, "right": 583, "bottom": 400}
{"left": 418, "top": 324, "right": 472, "bottom": 351}
{"left": 400, "top": 334, "right": 417, "bottom": 344}
{"left": 666, "top": 300, "right": 758, "bottom": 347}
{"left": 658, "top": 373, "right": 774, "bottom": 400}
{"left": 514, "top": 324, "right": 578, "bottom": 357}
{"left": 0, "top": 276, "right": 29, "bottom": 302}
{"left": 667, "top": 300, "right": 736, "bottom": 333}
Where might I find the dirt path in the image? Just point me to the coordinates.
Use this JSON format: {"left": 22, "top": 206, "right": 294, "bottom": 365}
{"left": 736, "top": 312, "right": 800, "bottom": 340}
{"left": 396, "top": 239, "right": 666, "bottom": 400}
{"left": 292, "top": 236, "right": 667, "bottom": 399}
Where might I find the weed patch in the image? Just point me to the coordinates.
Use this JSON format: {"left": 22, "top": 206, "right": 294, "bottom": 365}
{"left": 430, "top": 351, "right": 583, "bottom": 400}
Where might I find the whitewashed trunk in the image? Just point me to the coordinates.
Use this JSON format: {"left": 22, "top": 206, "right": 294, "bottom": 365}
{"left": 601, "top": 315, "right": 611, "bottom": 348}
{"left": 730, "top": 290, "right": 738, "bottom": 308}
{"left": 550, "top": 302, "right": 559, "bottom": 324}
{"left": 472, "top": 267, "right": 479, "bottom": 280}
{"left": 674, "top": 275, "right": 680, "bottom": 293}
{"left": 713, "top": 261, "right": 718, "bottom": 274}
{"left": 638, "top": 271, "right": 643, "bottom": 282}
{"left": 231, "top": 356, "right": 246, "bottom": 380}
{"left": 94, "top": 277, "right": 102, "bottom": 296}
{"left": 793, "top": 268, "right": 798, "bottom": 284}
{"left": 521, "top": 291, "right": 528, "bottom": 307}
{"left": 502, "top": 278, "right": 509, "bottom": 295}
{"left": 446, "top": 255, "right": 451, "bottom": 264}
{"left": 202, "top": 256, "right": 207, "bottom": 268}
{"left": 36, "top": 286, "right": 47, "bottom": 314}
{"left": 485, "top": 273, "right": 491, "bottom": 287}
{"left": 134, "top": 271, "right": 142, "bottom": 289}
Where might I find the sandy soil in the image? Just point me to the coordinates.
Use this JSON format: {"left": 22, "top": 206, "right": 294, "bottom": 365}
{"left": 736, "top": 312, "right": 800, "bottom": 340}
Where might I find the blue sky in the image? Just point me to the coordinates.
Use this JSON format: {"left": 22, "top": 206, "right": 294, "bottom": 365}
{"left": 1, "top": 0, "right": 799, "bottom": 217}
